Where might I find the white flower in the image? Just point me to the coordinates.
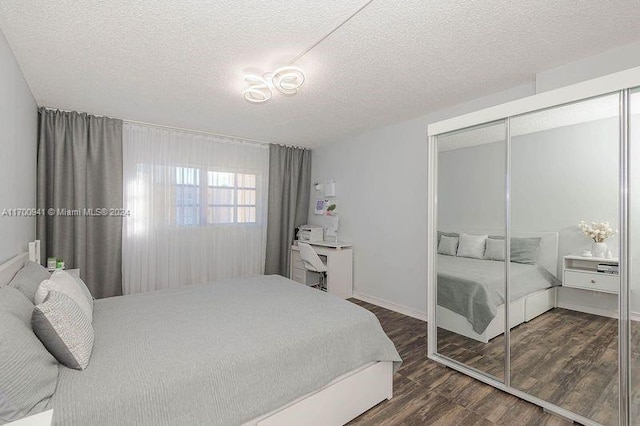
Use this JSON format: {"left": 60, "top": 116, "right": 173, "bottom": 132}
{"left": 578, "top": 220, "right": 617, "bottom": 243}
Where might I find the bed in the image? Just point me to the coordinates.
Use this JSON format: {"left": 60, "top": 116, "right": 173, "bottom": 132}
{"left": 436, "top": 231, "right": 559, "bottom": 343}
{"left": 0, "top": 253, "right": 401, "bottom": 426}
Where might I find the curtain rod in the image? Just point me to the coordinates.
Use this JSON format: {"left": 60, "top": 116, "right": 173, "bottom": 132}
{"left": 40, "top": 106, "right": 311, "bottom": 150}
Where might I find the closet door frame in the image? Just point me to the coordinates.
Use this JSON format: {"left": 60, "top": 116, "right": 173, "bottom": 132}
{"left": 427, "top": 66, "right": 640, "bottom": 426}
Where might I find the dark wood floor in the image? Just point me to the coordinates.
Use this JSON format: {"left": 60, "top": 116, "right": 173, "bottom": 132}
{"left": 437, "top": 308, "right": 619, "bottom": 425}
{"left": 347, "top": 300, "right": 572, "bottom": 425}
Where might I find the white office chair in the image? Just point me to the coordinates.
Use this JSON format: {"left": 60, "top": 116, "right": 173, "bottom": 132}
{"left": 297, "top": 242, "right": 328, "bottom": 291}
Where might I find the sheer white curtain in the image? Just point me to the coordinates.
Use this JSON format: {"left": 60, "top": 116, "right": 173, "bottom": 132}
{"left": 122, "top": 123, "right": 269, "bottom": 294}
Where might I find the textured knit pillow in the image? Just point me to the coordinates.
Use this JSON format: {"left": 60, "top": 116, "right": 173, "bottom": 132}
{"left": 484, "top": 238, "right": 506, "bottom": 261}
{"left": 8, "top": 261, "right": 51, "bottom": 303}
{"left": 457, "top": 233, "right": 488, "bottom": 259}
{"left": 35, "top": 270, "right": 93, "bottom": 322}
{"left": 0, "top": 288, "right": 58, "bottom": 423}
{"left": 32, "top": 291, "right": 95, "bottom": 370}
{"left": 437, "top": 235, "right": 459, "bottom": 256}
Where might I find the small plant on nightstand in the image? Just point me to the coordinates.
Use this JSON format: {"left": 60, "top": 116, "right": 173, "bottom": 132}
{"left": 578, "top": 220, "right": 617, "bottom": 258}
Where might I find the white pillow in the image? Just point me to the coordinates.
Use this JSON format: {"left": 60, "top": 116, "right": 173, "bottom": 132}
{"left": 438, "top": 235, "right": 459, "bottom": 256}
{"left": 34, "top": 271, "right": 93, "bottom": 322}
{"left": 484, "top": 238, "right": 506, "bottom": 261}
{"left": 457, "top": 233, "right": 488, "bottom": 259}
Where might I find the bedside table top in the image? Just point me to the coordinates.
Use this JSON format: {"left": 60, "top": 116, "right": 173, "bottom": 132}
{"left": 564, "top": 254, "right": 619, "bottom": 263}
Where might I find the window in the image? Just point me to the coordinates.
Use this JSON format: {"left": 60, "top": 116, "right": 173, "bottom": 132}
{"left": 174, "top": 167, "right": 258, "bottom": 226}
{"left": 175, "top": 167, "right": 201, "bottom": 226}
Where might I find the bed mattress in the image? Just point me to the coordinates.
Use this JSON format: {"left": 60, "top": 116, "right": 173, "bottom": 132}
{"left": 47, "top": 275, "right": 401, "bottom": 425}
{"left": 437, "top": 255, "right": 558, "bottom": 334}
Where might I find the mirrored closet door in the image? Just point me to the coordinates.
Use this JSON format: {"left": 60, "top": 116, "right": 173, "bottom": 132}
{"left": 509, "top": 94, "right": 621, "bottom": 426}
{"left": 435, "top": 120, "right": 507, "bottom": 381}
{"left": 630, "top": 87, "right": 640, "bottom": 425}
{"left": 428, "top": 68, "right": 640, "bottom": 426}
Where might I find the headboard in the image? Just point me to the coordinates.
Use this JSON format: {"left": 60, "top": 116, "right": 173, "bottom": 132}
{"left": 0, "top": 253, "right": 29, "bottom": 287}
{"left": 438, "top": 229, "right": 560, "bottom": 278}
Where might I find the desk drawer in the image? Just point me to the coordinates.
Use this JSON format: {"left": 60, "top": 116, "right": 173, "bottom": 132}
{"left": 563, "top": 270, "right": 619, "bottom": 294}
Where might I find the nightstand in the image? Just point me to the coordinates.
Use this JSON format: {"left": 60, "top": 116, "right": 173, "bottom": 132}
{"left": 563, "top": 255, "right": 619, "bottom": 294}
{"left": 48, "top": 268, "right": 80, "bottom": 278}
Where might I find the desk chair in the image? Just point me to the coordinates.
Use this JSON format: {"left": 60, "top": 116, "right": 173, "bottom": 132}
{"left": 297, "top": 242, "right": 328, "bottom": 291}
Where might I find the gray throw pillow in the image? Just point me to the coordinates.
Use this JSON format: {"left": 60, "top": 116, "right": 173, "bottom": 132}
{"left": 8, "top": 261, "right": 51, "bottom": 303}
{"left": 437, "top": 235, "right": 459, "bottom": 256}
{"left": 0, "top": 292, "right": 58, "bottom": 423}
{"left": 457, "top": 233, "right": 488, "bottom": 259}
{"left": 33, "top": 291, "right": 95, "bottom": 370}
{"left": 484, "top": 238, "right": 506, "bottom": 261}
{"left": 437, "top": 231, "right": 459, "bottom": 244}
{"left": 483, "top": 236, "right": 541, "bottom": 264}
{"left": 511, "top": 237, "right": 541, "bottom": 265}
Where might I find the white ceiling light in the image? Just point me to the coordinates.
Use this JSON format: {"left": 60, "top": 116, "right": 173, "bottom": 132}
{"left": 243, "top": 74, "right": 272, "bottom": 103}
{"left": 243, "top": 66, "right": 305, "bottom": 103}
{"left": 243, "top": 0, "right": 375, "bottom": 104}
{"left": 272, "top": 66, "right": 305, "bottom": 95}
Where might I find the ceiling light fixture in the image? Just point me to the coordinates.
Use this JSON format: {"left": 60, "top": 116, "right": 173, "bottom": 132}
{"left": 243, "top": 66, "right": 306, "bottom": 103}
{"left": 243, "top": 0, "right": 375, "bottom": 104}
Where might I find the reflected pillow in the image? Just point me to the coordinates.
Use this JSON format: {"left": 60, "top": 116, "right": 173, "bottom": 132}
{"left": 438, "top": 235, "right": 459, "bottom": 256}
{"left": 484, "top": 238, "right": 505, "bottom": 261}
{"left": 488, "top": 236, "right": 541, "bottom": 264}
{"left": 511, "top": 237, "right": 541, "bottom": 265}
{"left": 437, "top": 231, "right": 458, "bottom": 244}
{"left": 457, "top": 233, "right": 488, "bottom": 259}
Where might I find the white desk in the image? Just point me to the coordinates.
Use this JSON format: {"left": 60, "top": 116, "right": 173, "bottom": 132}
{"left": 290, "top": 241, "right": 353, "bottom": 298}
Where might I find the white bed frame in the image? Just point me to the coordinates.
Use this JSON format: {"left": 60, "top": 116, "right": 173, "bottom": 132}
{"left": 1, "top": 251, "right": 394, "bottom": 426}
{"left": 245, "top": 362, "right": 393, "bottom": 426}
{"left": 437, "top": 231, "right": 559, "bottom": 343}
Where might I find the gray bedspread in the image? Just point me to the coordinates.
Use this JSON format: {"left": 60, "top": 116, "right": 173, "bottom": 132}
{"left": 48, "top": 275, "right": 401, "bottom": 425}
{"left": 437, "top": 255, "right": 558, "bottom": 334}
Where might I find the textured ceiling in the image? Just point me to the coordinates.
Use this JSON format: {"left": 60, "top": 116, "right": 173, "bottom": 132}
{"left": 1, "top": 1, "right": 640, "bottom": 147}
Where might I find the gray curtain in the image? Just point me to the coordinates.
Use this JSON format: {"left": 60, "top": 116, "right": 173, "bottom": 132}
{"left": 265, "top": 144, "right": 312, "bottom": 276}
{"left": 36, "top": 108, "right": 123, "bottom": 299}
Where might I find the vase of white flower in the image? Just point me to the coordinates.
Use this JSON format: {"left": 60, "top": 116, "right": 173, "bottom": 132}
{"left": 591, "top": 241, "right": 607, "bottom": 258}
{"left": 578, "top": 220, "right": 617, "bottom": 258}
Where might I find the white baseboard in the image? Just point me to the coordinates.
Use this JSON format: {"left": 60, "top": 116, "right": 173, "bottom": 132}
{"left": 556, "top": 302, "right": 618, "bottom": 319}
{"left": 557, "top": 301, "right": 640, "bottom": 322}
{"left": 352, "top": 293, "right": 640, "bottom": 324}
{"left": 352, "top": 292, "right": 427, "bottom": 322}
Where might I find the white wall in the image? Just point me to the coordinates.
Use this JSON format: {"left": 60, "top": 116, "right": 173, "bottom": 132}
{"left": 536, "top": 41, "right": 640, "bottom": 93}
{"left": 309, "top": 42, "right": 640, "bottom": 319}
{"left": 0, "top": 29, "right": 37, "bottom": 263}
{"left": 309, "top": 116, "right": 430, "bottom": 318}
{"left": 308, "top": 84, "right": 535, "bottom": 319}
{"left": 439, "top": 117, "right": 619, "bottom": 271}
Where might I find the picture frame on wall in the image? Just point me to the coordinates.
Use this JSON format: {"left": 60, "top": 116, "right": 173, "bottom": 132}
{"left": 314, "top": 199, "right": 326, "bottom": 215}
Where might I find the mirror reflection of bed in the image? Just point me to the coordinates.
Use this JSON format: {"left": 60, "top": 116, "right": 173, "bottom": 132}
{"left": 435, "top": 93, "right": 621, "bottom": 425}
{"left": 436, "top": 231, "right": 559, "bottom": 378}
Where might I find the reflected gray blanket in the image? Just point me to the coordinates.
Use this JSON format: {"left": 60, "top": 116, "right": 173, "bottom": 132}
{"left": 437, "top": 255, "right": 558, "bottom": 334}
{"left": 48, "top": 275, "right": 401, "bottom": 425}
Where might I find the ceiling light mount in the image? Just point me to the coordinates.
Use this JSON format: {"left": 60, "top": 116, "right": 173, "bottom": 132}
{"left": 243, "top": 66, "right": 305, "bottom": 103}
